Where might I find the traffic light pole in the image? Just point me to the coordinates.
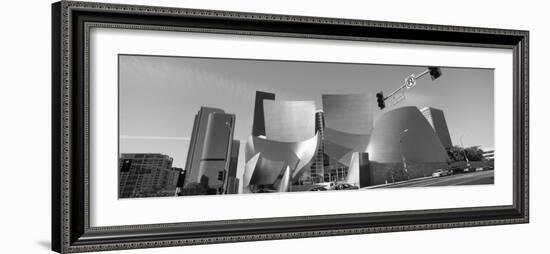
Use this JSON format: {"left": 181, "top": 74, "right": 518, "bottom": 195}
{"left": 376, "top": 67, "right": 441, "bottom": 110}
{"left": 384, "top": 69, "right": 430, "bottom": 101}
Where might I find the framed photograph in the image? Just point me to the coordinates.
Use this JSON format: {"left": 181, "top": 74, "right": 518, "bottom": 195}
{"left": 52, "top": 1, "right": 529, "bottom": 253}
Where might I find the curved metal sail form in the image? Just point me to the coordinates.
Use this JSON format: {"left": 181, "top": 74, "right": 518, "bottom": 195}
{"left": 321, "top": 94, "right": 373, "bottom": 167}
{"left": 243, "top": 134, "right": 319, "bottom": 192}
{"left": 367, "top": 106, "right": 448, "bottom": 164}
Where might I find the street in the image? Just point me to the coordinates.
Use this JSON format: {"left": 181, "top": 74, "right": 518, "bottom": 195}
{"left": 370, "top": 170, "right": 494, "bottom": 188}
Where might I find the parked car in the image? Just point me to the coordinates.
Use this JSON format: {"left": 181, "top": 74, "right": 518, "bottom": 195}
{"left": 334, "top": 183, "right": 359, "bottom": 190}
{"left": 460, "top": 166, "right": 473, "bottom": 173}
{"left": 450, "top": 166, "right": 463, "bottom": 174}
{"left": 310, "top": 186, "right": 328, "bottom": 191}
{"left": 432, "top": 169, "right": 453, "bottom": 177}
{"left": 316, "top": 182, "right": 336, "bottom": 190}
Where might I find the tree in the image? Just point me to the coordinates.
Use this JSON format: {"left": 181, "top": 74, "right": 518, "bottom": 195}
{"left": 446, "top": 146, "right": 485, "bottom": 162}
{"left": 385, "top": 167, "right": 409, "bottom": 183}
{"left": 464, "top": 146, "right": 484, "bottom": 161}
{"left": 446, "top": 146, "right": 465, "bottom": 162}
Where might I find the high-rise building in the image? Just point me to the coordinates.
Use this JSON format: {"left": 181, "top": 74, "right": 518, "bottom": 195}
{"left": 225, "top": 140, "right": 240, "bottom": 194}
{"left": 119, "top": 153, "right": 181, "bottom": 198}
{"left": 420, "top": 107, "right": 453, "bottom": 148}
{"left": 184, "top": 107, "right": 224, "bottom": 183}
{"left": 183, "top": 107, "right": 239, "bottom": 194}
{"left": 252, "top": 91, "right": 275, "bottom": 137}
{"left": 158, "top": 167, "right": 184, "bottom": 196}
{"left": 227, "top": 140, "right": 240, "bottom": 179}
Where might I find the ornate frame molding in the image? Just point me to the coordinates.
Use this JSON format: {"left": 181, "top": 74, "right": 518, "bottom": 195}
{"left": 52, "top": 1, "right": 529, "bottom": 253}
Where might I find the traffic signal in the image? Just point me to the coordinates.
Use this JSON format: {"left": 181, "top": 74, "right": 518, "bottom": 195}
{"left": 376, "top": 92, "right": 385, "bottom": 109}
{"left": 217, "top": 171, "right": 226, "bottom": 181}
{"left": 176, "top": 171, "right": 186, "bottom": 188}
{"left": 428, "top": 67, "right": 442, "bottom": 80}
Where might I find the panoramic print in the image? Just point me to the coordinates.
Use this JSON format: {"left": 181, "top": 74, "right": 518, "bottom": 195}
{"left": 117, "top": 55, "right": 494, "bottom": 198}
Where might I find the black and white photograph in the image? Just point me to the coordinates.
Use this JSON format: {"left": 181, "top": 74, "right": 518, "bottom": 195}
{"left": 118, "top": 55, "right": 495, "bottom": 198}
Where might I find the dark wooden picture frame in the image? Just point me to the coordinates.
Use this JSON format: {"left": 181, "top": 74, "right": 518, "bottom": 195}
{"left": 52, "top": 1, "right": 529, "bottom": 253}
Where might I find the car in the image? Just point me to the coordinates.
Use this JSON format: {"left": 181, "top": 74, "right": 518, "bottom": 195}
{"left": 334, "top": 183, "right": 359, "bottom": 190}
{"left": 449, "top": 166, "right": 463, "bottom": 174}
{"left": 461, "top": 166, "right": 473, "bottom": 173}
{"left": 316, "top": 182, "right": 336, "bottom": 190}
{"left": 432, "top": 169, "right": 453, "bottom": 177}
{"left": 310, "top": 186, "right": 328, "bottom": 191}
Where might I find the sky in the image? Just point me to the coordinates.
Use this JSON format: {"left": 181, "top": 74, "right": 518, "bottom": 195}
{"left": 119, "top": 54, "right": 494, "bottom": 168}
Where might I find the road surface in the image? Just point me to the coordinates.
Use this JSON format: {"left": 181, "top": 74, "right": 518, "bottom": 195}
{"left": 372, "top": 170, "right": 494, "bottom": 188}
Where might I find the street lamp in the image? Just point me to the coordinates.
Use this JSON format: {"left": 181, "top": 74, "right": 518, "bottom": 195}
{"left": 460, "top": 135, "right": 471, "bottom": 169}
{"left": 399, "top": 129, "right": 409, "bottom": 179}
